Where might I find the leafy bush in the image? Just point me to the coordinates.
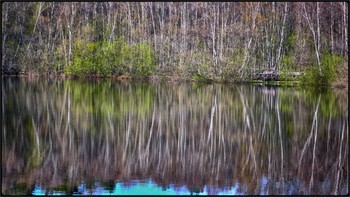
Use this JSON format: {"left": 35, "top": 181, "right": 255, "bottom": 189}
{"left": 134, "top": 42, "right": 155, "bottom": 77}
{"left": 301, "top": 53, "right": 342, "bottom": 86}
{"left": 279, "top": 55, "right": 298, "bottom": 81}
{"left": 65, "top": 40, "right": 98, "bottom": 76}
{"left": 65, "top": 37, "right": 155, "bottom": 77}
{"left": 192, "top": 73, "right": 211, "bottom": 83}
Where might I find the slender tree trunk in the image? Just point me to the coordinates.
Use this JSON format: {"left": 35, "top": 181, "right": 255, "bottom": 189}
{"left": 127, "top": 3, "right": 133, "bottom": 44}
{"left": 331, "top": 7, "right": 334, "bottom": 54}
{"left": 303, "top": 3, "right": 321, "bottom": 74}
{"left": 239, "top": 3, "right": 259, "bottom": 78}
{"left": 109, "top": 12, "right": 116, "bottom": 42}
{"left": 180, "top": 2, "right": 187, "bottom": 69}
{"left": 140, "top": 3, "right": 145, "bottom": 42}
{"left": 2, "top": 3, "right": 8, "bottom": 67}
{"left": 84, "top": 2, "right": 88, "bottom": 23}
{"left": 344, "top": 2, "right": 348, "bottom": 56}
{"left": 26, "top": 2, "right": 42, "bottom": 53}
{"left": 62, "top": 30, "right": 68, "bottom": 69}
{"left": 316, "top": 2, "right": 321, "bottom": 55}
{"left": 211, "top": 3, "right": 218, "bottom": 69}
{"left": 68, "top": 3, "right": 75, "bottom": 66}
{"left": 219, "top": 2, "right": 227, "bottom": 74}
{"left": 150, "top": 2, "right": 157, "bottom": 53}
{"left": 276, "top": 2, "right": 288, "bottom": 70}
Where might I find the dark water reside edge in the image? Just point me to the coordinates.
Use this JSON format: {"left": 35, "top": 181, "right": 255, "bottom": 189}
{"left": 1, "top": 76, "right": 348, "bottom": 195}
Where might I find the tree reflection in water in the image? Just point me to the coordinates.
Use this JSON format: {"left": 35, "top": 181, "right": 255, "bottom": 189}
{"left": 2, "top": 77, "right": 348, "bottom": 195}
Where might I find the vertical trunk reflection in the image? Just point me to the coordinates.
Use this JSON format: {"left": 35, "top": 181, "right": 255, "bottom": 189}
{"left": 2, "top": 77, "right": 348, "bottom": 195}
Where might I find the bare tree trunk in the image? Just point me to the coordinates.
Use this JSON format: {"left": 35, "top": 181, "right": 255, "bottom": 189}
{"left": 212, "top": 4, "right": 217, "bottom": 67}
{"left": 26, "top": 2, "right": 42, "bottom": 55}
{"left": 127, "top": 3, "right": 133, "bottom": 44}
{"left": 140, "top": 3, "right": 145, "bottom": 42}
{"left": 108, "top": 2, "right": 116, "bottom": 42}
{"left": 2, "top": 3, "right": 8, "bottom": 67}
{"left": 180, "top": 2, "right": 187, "bottom": 69}
{"left": 239, "top": 3, "right": 259, "bottom": 78}
{"left": 157, "top": 3, "right": 165, "bottom": 69}
{"left": 149, "top": 2, "right": 157, "bottom": 52}
{"left": 344, "top": 2, "right": 348, "bottom": 56}
{"left": 109, "top": 13, "right": 116, "bottom": 42}
{"left": 331, "top": 7, "right": 334, "bottom": 54}
{"left": 68, "top": 3, "right": 75, "bottom": 66}
{"left": 276, "top": 2, "right": 288, "bottom": 70}
{"left": 62, "top": 30, "right": 68, "bottom": 69}
{"left": 303, "top": 3, "right": 321, "bottom": 74}
{"left": 316, "top": 2, "right": 320, "bottom": 53}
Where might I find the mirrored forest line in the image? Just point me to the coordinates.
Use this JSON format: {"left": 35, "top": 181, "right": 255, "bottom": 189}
{"left": 2, "top": 77, "right": 348, "bottom": 195}
{"left": 2, "top": 2, "right": 348, "bottom": 82}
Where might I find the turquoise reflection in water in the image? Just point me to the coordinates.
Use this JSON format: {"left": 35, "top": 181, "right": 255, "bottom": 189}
{"left": 216, "top": 185, "right": 239, "bottom": 195}
{"left": 32, "top": 179, "right": 241, "bottom": 195}
{"left": 112, "top": 180, "right": 178, "bottom": 195}
{"left": 51, "top": 192, "right": 67, "bottom": 196}
{"left": 32, "top": 184, "right": 45, "bottom": 195}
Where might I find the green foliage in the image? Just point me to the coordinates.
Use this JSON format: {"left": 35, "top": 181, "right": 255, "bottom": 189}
{"left": 65, "top": 79, "right": 155, "bottom": 126}
{"left": 301, "top": 53, "right": 342, "bottom": 86}
{"left": 65, "top": 37, "right": 155, "bottom": 77}
{"left": 321, "top": 53, "right": 342, "bottom": 81}
{"left": 301, "top": 66, "right": 321, "bottom": 85}
{"left": 24, "top": 3, "right": 39, "bottom": 35}
{"left": 134, "top": 42, "right": 155, "bottom": 76}
{"left": 65, "top": 40, "right": 96, "bottom": 76}
{"left": 279, "top": 55, "right": 296, "bottom": 81}
{"left": 222, "top": 48, "right": 245, "bottom": 80}
{"left": 278, "top": 70, "right": 289, "bottom": 81}
{"left": 192, "top": 73, "right": 211, "bottom": 83}
{"left": 280, "top": 56, "right": 294, "bottom": 70}
{"left": 284, "top": 33, "right": 296, "bottom": 51}
{"left": 190, "top": 50, "right": 212, "bottom": 79}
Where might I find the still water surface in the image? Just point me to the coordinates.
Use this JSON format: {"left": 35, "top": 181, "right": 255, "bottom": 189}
{"left": 2, "top": 77, "right": 348, "bottom": 195}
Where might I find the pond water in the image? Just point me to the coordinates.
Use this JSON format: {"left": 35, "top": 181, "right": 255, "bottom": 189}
{"left": 2, "top": 77, "right": 348, "bottom": 195}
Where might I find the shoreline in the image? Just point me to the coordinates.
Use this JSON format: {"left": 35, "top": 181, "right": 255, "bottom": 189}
{"left": 1, "top": 74, "right": 348, "bottom": 90}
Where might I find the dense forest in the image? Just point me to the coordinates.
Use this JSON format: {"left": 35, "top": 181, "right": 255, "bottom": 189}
{"left": 1, "top": 2, "right": 348, "bottom": 84}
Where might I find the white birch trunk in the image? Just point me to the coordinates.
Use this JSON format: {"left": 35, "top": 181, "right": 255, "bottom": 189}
{"left": 27, "top": 2, "right": 42, "bottom": 52}
{"left": 239, "top": 3, "right": 259, "bottom": 78}
{"left": 276, "top": 3, "right": 288, "bottom": 70}
{"left": 331, "top": 8, "right": 334, "bottom": 54}
{"left": 149, "top": 2, "right": 157, "bottom": 52}
{"left": 344, "top": 2, "right": 348, "bottom": 55}
{"left": 316, "top": 2, "right": 321, "bottom": 54}
{"left": 303, "top": 3, "right": 321, "bottom": 74}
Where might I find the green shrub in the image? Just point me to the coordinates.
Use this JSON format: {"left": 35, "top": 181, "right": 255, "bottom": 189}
{"left": 192, "top": 73, "right": 211, "bottom": 83}
{"left": 301, "top": 53, "right": 342, "bottom": 86}
{"left": 279, "top": 55, "right": 296, "bottom": 81}
{"left": 134, "top": 42, "right": 155, "bottom": 77}
{"left": 65, "top": 37, "right": 155, "bottom": 77}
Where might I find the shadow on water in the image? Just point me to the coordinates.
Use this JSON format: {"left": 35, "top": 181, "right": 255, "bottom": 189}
{"left": 1, "top": 76, "right": 348, "bottom": 195}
